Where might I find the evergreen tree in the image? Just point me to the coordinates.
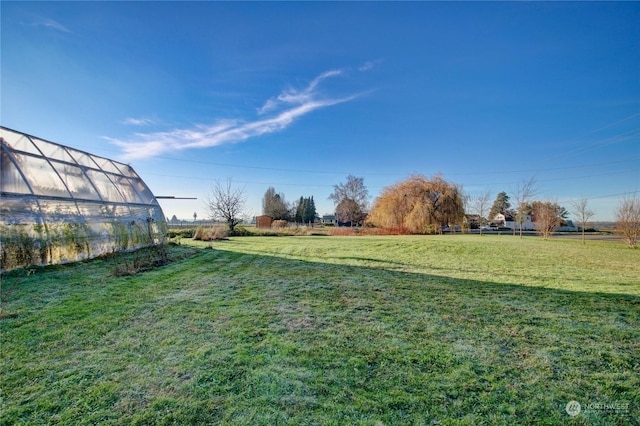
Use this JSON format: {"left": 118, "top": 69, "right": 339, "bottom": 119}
{"left": 295, "top": 196, "right": 317, "bottom": 224}
{"left": 310, "top": 196, "right": 317, "bottom": 222}
{"left": 295, "top": 196, "right": 305, "bottom": 224}
{"left": 304, "top": 196, "right": 317, "bottom": 223}
{"left": 489, "top": 191, "right": 512, "bottom": 220}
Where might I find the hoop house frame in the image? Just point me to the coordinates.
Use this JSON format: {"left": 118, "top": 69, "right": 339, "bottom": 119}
{"left": 1, "top": 126, "right": 166, "bottom": 271}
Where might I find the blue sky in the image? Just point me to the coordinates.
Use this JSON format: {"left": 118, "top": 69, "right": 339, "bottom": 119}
{"left": 2, "top": 1, "right": 639, "bottom": 222}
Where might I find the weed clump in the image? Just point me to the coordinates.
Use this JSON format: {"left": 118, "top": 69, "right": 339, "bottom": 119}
{"left": 193, "top": 225, "right": 229, "bottom": 241}
{"left": 111, "top": 244, "right": 170, "bottom": 276}
{"left": 271, "top": 220, "right": 288, "bottom": 229}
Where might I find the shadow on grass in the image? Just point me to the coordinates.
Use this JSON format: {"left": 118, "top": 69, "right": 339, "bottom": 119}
{"left": 1, "top": 244, "right": 638, "bottom": 425}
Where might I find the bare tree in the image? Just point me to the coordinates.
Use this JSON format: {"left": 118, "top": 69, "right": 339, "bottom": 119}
{"left": 335, "top": 198, "right": 363, "bottom": 227}
{"left": 615, "top": 196, "right": 640, "bottom": 248}
{"left": 470, "top": 190, "right": 492, "bottom": 235}
{"left": 262, "top": 187, "right": 289, "bottom": 220}
{"left": 206, "top": 179, "right": 247, "bottom": 234}
{"left": 532, "top": 201, "right": 562, "bottom": 240}
{"left": 511, "top": 177, "right": 537, "bottom": 238}
{"left": 329, "top": 175, "right": 369, "bottom": 226}
{"left": 570, "top": 198, "right": 595, "bottom": 245}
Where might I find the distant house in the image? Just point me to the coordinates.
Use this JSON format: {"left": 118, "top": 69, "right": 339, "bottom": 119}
{"left": 555, "top": 220, "right": 579, "bottom": 232}
{"left": 492, "top": 213, "right": 580, "bottom": 232}
{"left": 321, "top": 215, "right": 336, "bottom": 225}
{"left": 492, "top": 213, "right": 535, "bottom": 231}
{"left": 256, "top": 215, "right": 273, "bottom": 229}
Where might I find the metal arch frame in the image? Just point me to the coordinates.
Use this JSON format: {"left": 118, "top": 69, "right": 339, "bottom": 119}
{"left": 1, "top": 127, "right": 167, "bottom": 270}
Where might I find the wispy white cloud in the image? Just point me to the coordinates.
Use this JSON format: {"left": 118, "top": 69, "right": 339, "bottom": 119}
{"left": 110, "top": 68, "right": 363, "bottom": 160}
{"left": 358, "top": 59, "right": 383, "bottom": 72}
{"left": 123, "top": 117, "right": 156, "bottom": 126}
{"left": 257, "top": 69, "right": 343, "bottom": 115}
{"left": 29, "top": 17, "right": 71, "bottom": 33}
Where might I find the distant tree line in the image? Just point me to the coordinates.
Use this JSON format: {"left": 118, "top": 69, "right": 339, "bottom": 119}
{"left": 205, "top": 176, "right": 640, "bottom": 248}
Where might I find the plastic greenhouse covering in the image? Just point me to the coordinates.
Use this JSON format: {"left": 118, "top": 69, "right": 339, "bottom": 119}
{"left": 1, "top": 126, "right": 167, "bottom": 271}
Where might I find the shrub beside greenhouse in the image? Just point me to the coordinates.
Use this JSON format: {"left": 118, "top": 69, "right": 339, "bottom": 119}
{"left": 1, "top": 126, "right": 166, "bottom": 271}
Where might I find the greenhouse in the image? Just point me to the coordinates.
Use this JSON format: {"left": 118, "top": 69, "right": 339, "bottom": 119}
{"left": 1, "top": 126, "right": 166, "bottom": 271}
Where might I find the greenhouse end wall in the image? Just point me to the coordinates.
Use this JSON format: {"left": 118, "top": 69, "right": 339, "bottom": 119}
{"left": 1, "top": 127, "right": 167, "bottom": 271}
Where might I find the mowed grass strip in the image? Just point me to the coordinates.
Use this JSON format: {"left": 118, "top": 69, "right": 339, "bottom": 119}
{"left": 1, "top": 235, "right": 638, "bottom": 425}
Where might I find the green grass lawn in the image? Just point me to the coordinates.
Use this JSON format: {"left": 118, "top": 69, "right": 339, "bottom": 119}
{"left": 1, "top": 235, "right": 638, "bottom": 425}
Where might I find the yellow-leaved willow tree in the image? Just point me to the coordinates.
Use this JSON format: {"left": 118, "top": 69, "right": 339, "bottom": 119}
{"left": 367, "top": 174, "right": 465, "bottom": 234}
